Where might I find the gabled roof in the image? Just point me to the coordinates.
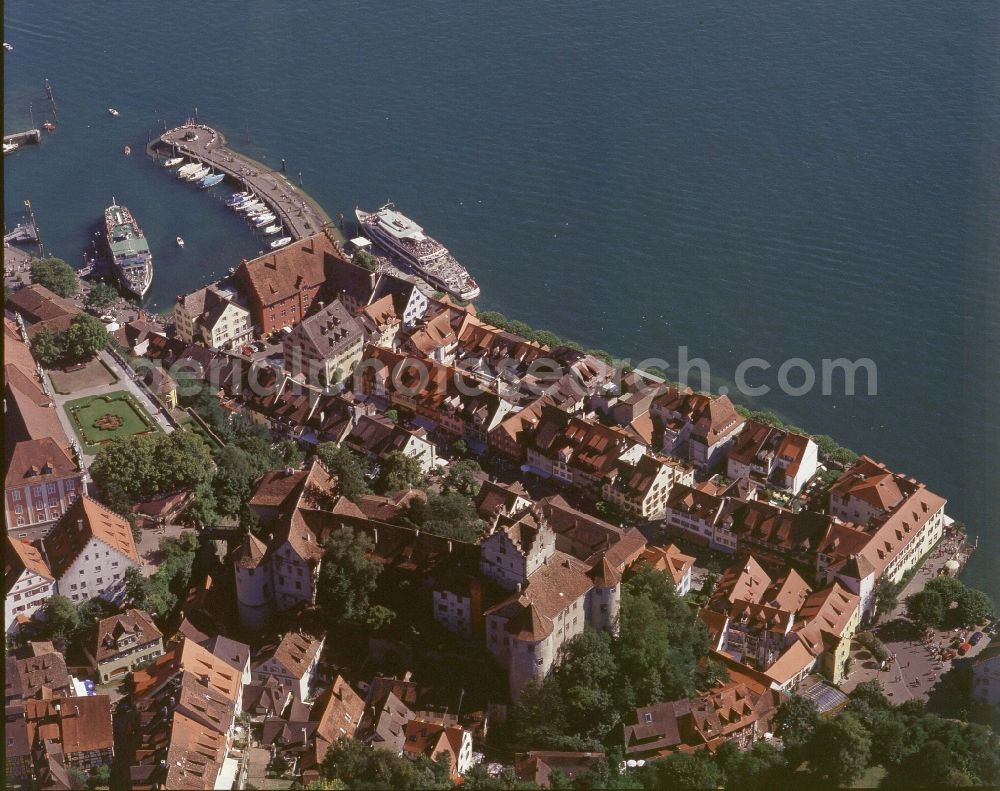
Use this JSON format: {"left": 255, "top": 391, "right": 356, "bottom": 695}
{"left": 93, "top": 609, "right": 162, "bottom": 664}
{"left": 232, "top": 533, "right": 268, "bottom": 569}
{"left": 236, "top": 231, "right": 341, "bottom": 308}
{"left": 709, "top": 556, "right": 772, "bottom": 611}
{"left": 259, "top": 631, "right": 324, "bottom": 681}
{"left": 313, "top": 675, "right": 364, "bottom": 743}
{"left": 5, "top": 535, "right": 54, "bottom": 592}
{"left": 43, "top": 496, "right": 140, "bottom": 579}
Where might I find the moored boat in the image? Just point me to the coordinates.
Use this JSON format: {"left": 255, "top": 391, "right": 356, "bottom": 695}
{"left": 237, "top": 200, "right": 266, "bottom": 213}
{"left": 355, "top": 203, "right": 480, "bottom": 301}
{"left": 199, "top": 173, "right": 224, "bottom": 189}
{"left": 228, "top": 191, "right": 253, "bottom": 206}
{"left": 184, "top": 165, "right": 210, "bottom": 182}
{"left": 108, "top": 108, "right": 120, "bottom": 116}
{"left": 105, "top": 199, "right": 153, "bottom": 298}
{"left": 176, "top": 236, "right": 185, "bottom": 247}
{"left": 177, "top": 162, "right": 201, "bottom": 177}
{"left": 270, "top": 236, "right": 292, "bottom": 249}
{"left": 164, "top": 157, "right": 184, "bottom": 168}
{"left": 252, "top": 213, "right": 277, "bottom": 228}
{"left": 262, "top": 224, "right": 282, "bottom": 235}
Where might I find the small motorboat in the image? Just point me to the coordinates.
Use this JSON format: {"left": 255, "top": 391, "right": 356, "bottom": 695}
{"left": 3, "top": 141, "right": 18, "bottom": 155}
{"left": 246, "top": 206, "right": 273, "bottom": 218}
{"left": 227, "top": 191, "right": 252, "bottom": 206}
{"left": 270, "top": 236, "right": 292, "bottom": 249}
{"left": 42, "top": 121, "right": 55, "bottom": 131}
{"left": 3, "top": 42, "right": 13, "bottom": 51}
{"left": 177, "top": 162, "right": 201, "bottom": 177}
{"left": 108, "top": 108, "right": 120, "bottom": 117}
{"left": 123, "top": 145, "right": 131, "bottom": 156}
{"left": 262, "top": 224, "right": 282, "bottom": 235}
{"left": 199, "top": 173, "right": 224, "bottom": 189}
{"left": 163, "top": 157, "right": 184, "bottom": 168}
{"left": 253, "top": 213, "right": 277, "bottom": 228}
{"left": 176, "top": 236, "right": 185, "bottom": 248}
{"left": 237, "top": 200, "right": 266, "bottom": 213}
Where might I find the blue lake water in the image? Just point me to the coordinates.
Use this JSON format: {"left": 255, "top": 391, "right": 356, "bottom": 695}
{"left": 4, "top": 0, "right": 997, "bottom": 599}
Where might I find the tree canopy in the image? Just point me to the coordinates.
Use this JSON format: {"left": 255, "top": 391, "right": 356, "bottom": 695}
{"left": 85, "top": 282, "right": 119, "bottom": 311}
{"left": 90, "top": 431, "right": 214, "bottom": 510}
{"left": 315, "top": 442, "right": 371, "bottom": 502}
{"left": 30, "top": 257, "right": 78, "bottom": 297}
{"left": 317, "top": 527, "right": 382, "bottom": 625}
{"left": 320, "top": 735, "right": 451, "bottom": 790}
{"left": 377, "top": 451, "right": 425, "bottom": 494}
{"left": 63, "top": 313, "right": 109, "bottom": 361}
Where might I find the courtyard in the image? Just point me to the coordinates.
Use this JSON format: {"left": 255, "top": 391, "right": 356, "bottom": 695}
{"left": 64, "top": 390, "right": 161, "bottom": 453}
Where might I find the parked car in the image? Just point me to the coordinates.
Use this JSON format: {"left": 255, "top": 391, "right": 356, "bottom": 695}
{"left": 970, "top": 631, "right": 985, "bottom": 646}
{"left": 958, "top": 642, "right": 972, "bottom": 656}
{"left": 943, "top": 649, "right": 957, "bottom": 661}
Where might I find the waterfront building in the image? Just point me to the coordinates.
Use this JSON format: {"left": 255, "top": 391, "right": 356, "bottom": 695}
{"left": 726, "top": 420, "right": 818, "bottom": 495}
{"left": 41, "top": 496, "right": 140, "bottom": 605}
{"left": 5, "top": 535, "right": 55, "bottom": 634}
{"left": 7, "top": 283, "right": 82, "bottom": 338}
{"left": 236, "top": 231, "right": 344, "bottom": 336}
{"left": 173, "top": 283, "right": 253, "bottom": 350}
{"left": 650, "top": 388, "right": 745, "bottom": 471}
{"left": 825, "top": 456, "right": 947, "bottom": 617}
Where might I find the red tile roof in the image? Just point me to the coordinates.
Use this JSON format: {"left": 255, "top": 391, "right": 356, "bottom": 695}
{"left": 43, "top": 496, "right": 140, "bottom": 578}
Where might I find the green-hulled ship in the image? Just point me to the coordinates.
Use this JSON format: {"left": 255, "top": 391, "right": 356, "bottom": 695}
{"left": 104, "top": 200, "right": 153, "bottom": 298}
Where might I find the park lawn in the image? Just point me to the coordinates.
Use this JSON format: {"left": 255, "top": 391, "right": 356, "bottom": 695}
{"left": 65, "top": 391, "right": 161, "bottom": 453}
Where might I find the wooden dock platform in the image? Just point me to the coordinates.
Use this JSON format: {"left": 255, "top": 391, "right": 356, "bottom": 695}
{"left": 148, "top": 123, "right": 344, "bottom": 245}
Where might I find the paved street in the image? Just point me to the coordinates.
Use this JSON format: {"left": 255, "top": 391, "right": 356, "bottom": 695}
{"left": 840, "top": 527, "right": 985, "bottom": 702}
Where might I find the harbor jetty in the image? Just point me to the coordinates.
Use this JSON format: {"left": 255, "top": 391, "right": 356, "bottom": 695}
{"left": 148, "top": 123, "right": 343, "bottom": 244}
{"left": 4, "top": 129, "right": 41, "bottom": 147}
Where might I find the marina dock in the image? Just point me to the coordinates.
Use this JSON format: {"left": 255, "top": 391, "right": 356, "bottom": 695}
{"left": 148, "top": 124, "right": 343, "bottom": 244}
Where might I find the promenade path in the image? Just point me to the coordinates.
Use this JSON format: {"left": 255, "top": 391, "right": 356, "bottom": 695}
{"left": 840, "top": 528, "right": 987, "bottom": 703}
{"left": 152, "top": 123, "right": 340, "bottom": 243}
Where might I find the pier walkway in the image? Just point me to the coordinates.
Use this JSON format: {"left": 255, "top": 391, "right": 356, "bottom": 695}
{"left": 149, "top": 124, "right": 341, "bottom": 243}
{"left": 4, "top": 222, "right": 38, "bottom": 245}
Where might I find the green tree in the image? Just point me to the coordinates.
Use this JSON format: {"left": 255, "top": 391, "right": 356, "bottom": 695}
{"left": 320, "top": 735, "right": 450, "bottom": 789}
{"left": 30, "top": 326, "right": 65, "bottom": 367}
{"left": 615, "top": 567, "right": 710, "bottom": 706}
{"left": 385, "top": 409, "right": 400, "bottom": 424}
{"left": 77, "top": 597, "right": 120, "bottom": 632}
{"left": 377, "top": 451, "right": 425, "bottom": 494}
{"left": 907, "top": 589, "right": 946, "bottom": 629}
{"left": 714, "top": 741, "right": 786, "bottom": 791}
{"left": 774, "top": 694, "right": 819, "bottom": 766}
{"left": 956, "top": 587, "right": 996, "bottom": 627}
{"left": 317, "top": 528, "right": 382, "bottom": 624}
{"left": 91, "top": 432, "right": 214, "bottom": 506}
{"left": 85, "top": 283, "right": 119, "bottom": 311}
{"left": 404, "top": 491, "right": 486, "bottom": 542}
{"left": 641, "top": 751, "right": 724, "bottom": 791}
{"left": 803, "top": 711, "right": 871, "bottom": 786}
{"left": 882, "top": 739, "right": 970, "bottom": 789}
{"left": 63, "top": 314, "right": 109, "bottom": 361}
{"left": 873, "top": 576, "right": 901, "bottom": 617}
{"left": 364, "top": 604, "right": 396, "bottom": 631}
{"left": 211, "top": 446, "right": 258, "bottom": 516}
{"left": 30, "top": 257, "right": 79, "bottom": 297}
{"left": 276, "top": 439, "right": 305, "bottom": 469}
{"left": 41, "top": 595, "right": 82, "bottom": 646}
{"left": 551, "top": 629, "right": 621, "bottom": 741}
{"left": 88, "top": 764, "right": 112, "bottom": 790}
{"left": 450, "top": 438, "right": 468, "bottom": 456}
{"left": 443, "top": 459, "right": 481, "bottom": 496}
{"left": 315, "top": 443, "right": 371, "bottom": 502}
